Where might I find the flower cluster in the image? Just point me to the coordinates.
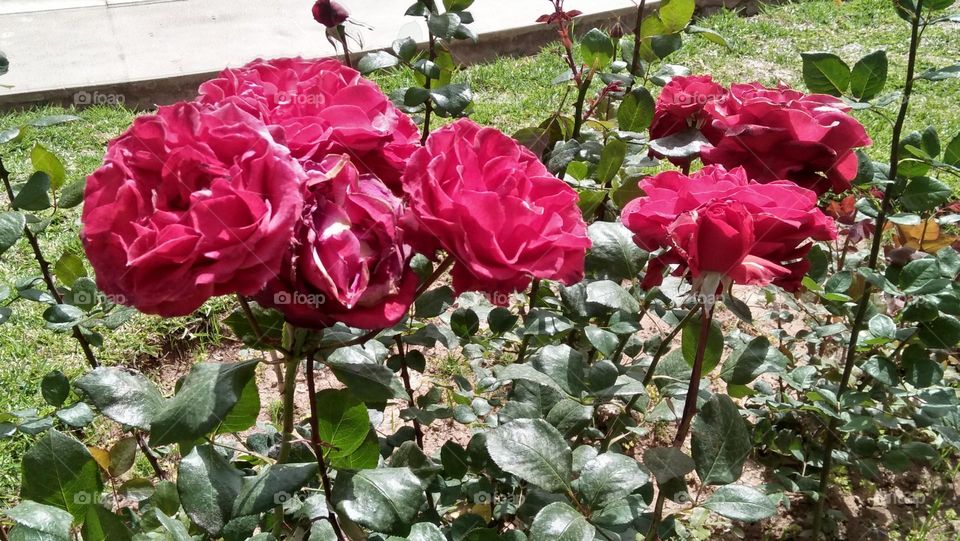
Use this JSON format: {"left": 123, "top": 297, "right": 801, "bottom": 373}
{"left": 650, "top": 76, "right": 871, "bottom": 194}
{"left": 621, "top": 165, "right": 836, "bottom": 298}
{"left": 83, "top": 58, "right": 590, "bottom": 326}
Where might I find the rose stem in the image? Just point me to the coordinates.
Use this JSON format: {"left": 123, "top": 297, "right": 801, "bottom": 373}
{"left": 599, "top": 307, "right": 698, "bottom": 452}
{"left": 0, "top": 157, "right": 98, "bottom": 369}
{"left": 645, "top": 303, "right": 712, "bottom": 540}
{"left": 515, "top": 278, "right": 542, "bottom": 364}
{"left": 394, "top": 335, "right": 436, "bottom": 509}
{"left": 336, "top": 25, "right": 353, "bottom": 68}
{"left": 811, "top": 0, "right": 924, "bottom": 537}
{"left": 628, "top": 0, "right": 646, "bottom": 84}
{"left": 136, "top": 431, "right": 166, "bottom": 480}
{"left": 236, "top": 294, "right": 288, "bottom": 386}
{"left": 306, "top": 347, "right": 346, "bottom": 541}
{"left": 420, "top": 0, "right": 440, "bottom": 145}
{"left": 274, "top": 324, "right": 307, "bottom": 536}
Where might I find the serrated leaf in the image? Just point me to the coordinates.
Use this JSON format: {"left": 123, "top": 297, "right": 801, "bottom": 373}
{"left": 332, "top": 468, "right": 425, "bottom": 535}
{"left": 486, "top": 419, "right": 572, "bottom": 492}
{"left": 0, "top": 211, "right": 25, "bottom": 256}
{"left": 617, "top": 87, "right": 655, "bottom": 132}
{"left": 719, "top": 336, "right": 787, "bottom": 385}
{"left": 701, "top": 485, "right": 776, "bottom": 521}
{"left": 232, "top": 463, "right": 318, "bottom": 517}
{"left": 801, "top": 51, "right": 851, "bottom": 96}
{"left": 21, "top": 429, "right": 103, "bottom": 520}
{"left": 850, "top": 50, "right": 888, "bottom": 101}
{"left": 31, "top": 145, "right": 66, "bottom": 191}
{"left": 691, "top": 394, "right": 751, "bottom": 485}
{"left": 315, "top": 388, "right": 370, "bottom": 458}
{"left": 529, "top": 502, "right": 595, "bottom": 541}
{"left": 13, "top": 172, "right": 52, "bottom": 211}
{"left": 577, "top": 453, "right": 650, "bottom": 509}
{"left": 75, "top": 367, "right": 164, "bottom": 430}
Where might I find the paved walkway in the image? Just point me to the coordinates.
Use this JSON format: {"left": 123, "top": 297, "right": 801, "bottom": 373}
{"left": 0, "top": 0, "right": 639, "bottom": 110}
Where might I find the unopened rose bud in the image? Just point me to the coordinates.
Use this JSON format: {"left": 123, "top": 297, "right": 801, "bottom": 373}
{"left": 312, "top": 0, "right": 349, "bottom": 28}
{"left": 609, "top": 20, "right": 626, "bottom": 39}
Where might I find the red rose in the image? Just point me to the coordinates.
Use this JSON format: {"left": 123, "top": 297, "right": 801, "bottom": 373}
{"left": 82, "top": 102, "right": 305, "bottom": 316}
{"left": 198, "top": 57, "right": 419, "bottom": 192}
{"left": 621, "top": 165, "right": 836, "bottom": 294}
{"left": 312, "top": 0, "right": 349, "bottom": 27}
{"left": 402, "top": 119, "right": 591, "bottom": 301}
{"left": 701, "top": 82, "right": 871, "bottom": 194}
{"left": 650, "top": 75, "right": 727, "bottom": 141}
{"left": 257, "top": 155, "right": 418, "bottom": 330}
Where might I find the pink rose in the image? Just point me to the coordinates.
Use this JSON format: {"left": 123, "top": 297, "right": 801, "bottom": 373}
{"left": 650, "top": 75, "right": 727, "bottom": 141}
{"left": 257, "top": 155, "right": 417, "bottom": 330}
{"left": 621, "top": 165, "right": 836, "bottom": 293}
{"left": 198, "top": 57, "right": 419, "bottom": 193}
{"left": 701, "top": 82, "right": 872, "bottom": 194}
{"left": 82, "top": 102, "right": 305, "bottom": 316}
{"left": 402, "top": 119, "right": 591, "bottom": 301}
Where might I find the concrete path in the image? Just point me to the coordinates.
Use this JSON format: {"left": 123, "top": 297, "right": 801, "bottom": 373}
{"left": 0, "top": 0, "right": 641, "bottom": 110}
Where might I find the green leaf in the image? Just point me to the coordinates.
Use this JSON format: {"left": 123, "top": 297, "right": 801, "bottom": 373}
{"left": 917, "top": 64, "right": 960, "bottom": 81}
{"left": 849, "top": 50, "right": 888, "bottom": 101}
{"left": 617, "top": 87, "right": 655, "bottom": 132}
{"left": 430, "top": 84, "right": 473, "bottom": 117}
{"left": 41, "top": 370, "right": 70, "bottom": 407}
{"left": 451, "top": 308, "right": 480, "bottom": 338}
{"left": 30, "top": 145, "right": 66, "bottom": 191}
{"left": 901, "top": 177, "right": 951, "bottom": 212}
{"left": 577, "top": 453, "right": 650, "bottom": 509}
{"left": 13, "top": 172, "right": 52, "bottom": 211}
{"left": 75, "top": 367, "right": 164, "bottom": 430}
{"left": 0, "top": 211, "right": 25, "bottom": 256}
{"left": 358, "top": 51, "right": 399, "bottom": 74}
{"left": 485, "top": 419, "right": 572, "bottom": 492}
{"left": 43, "top": 304, "right": 84, "bottom": 331}
{"left": 441, "top": 441, "right": 469, "bottom": 479}
{"left": 681, "top": 316, "right": 723, "bottom": 373}
{"left": 530, "top": 344, "right": 587, "bottom": 396}
{"left": 309, "top": 520, "right": 337, "bottom": 541}
{"left": 596, "top": 139, "right": 627, "bottom": 184}
{"left": 586, "top": 280, "right": 640, "bottom": 313}
{"left": 329, "top": 429, "right": 380, "bottom": 470}
{"left": 523, "top": 309, "right": 574, "bottom": 337}
{"left": 327, "top": 345, "right": 408, "bottom": 402}
{"left": 903, "top": 345, "right": 943, "bottom": 387}
{"left": 332, "top": 468, "right": 425, "bottom": 535}
{"left": 177, "top": 445, "right": 243, "bottom": 535}
{"left": 53, "top": 253, "right": 86, "bottom": 287}
{"left": 868, "top": 314, "right": 897, "bottom": 339}
{"left": 648, "top": 127, "right": 709, "bottom": 159}
{"left": 5, "top": 501, "right": 73, "bottom": 541}
{"left": 107, "top": 437, "right": 138, "bottom": 477}
{"left": 900, "top": 258, "right": 940, "bottom": 293}
{"left": 585, "top": 221, "right": 647, "bottom": 281}
{"left": 216, "top": 376, "right": 260, "bottom": 433}
{"left": 415, "top": 286, "right": 454, "bottom": 318}
{"left": 659, "top": 0, "right": 695, "bottom": 32}
{"left": 315, "top": 388, "right": 370, "bottom": 458}
{"left": 0, "top": 50, "right": 7, "bottom": 76}
{"left": 21, "top": 429, "right": 103, "bottom": 520}
{"left": 428, "top": 12, "right": 461, "bottom": 39}
{"left": 82, "top": 505, "right": 133, "bottom": 541}
{"left": 154, "top": 509, "right": 192, "bottom": 541}
{"left": 580, "top": 29, "right": 614, "bottom": 69}
{"left": 443, "top": 0, "right": 474, "bottom": 10}
{"left": 691, "top": 394, "right": 750, "bottom": 485}
{"left": 701, "top": 485, "right": 776, "bottom": 522}
{"left": 529, "top": 502, "right": 595, "bottom": 541}
{"left": 801, "top": 51, "right": 851, "bottom": 96}
{"left": 585, "top": 326, "right": 619, "bottom": 358}
{"left": 719, "top": 336, "right": 787, "bottom": 385}
{"left": 487, "top": 307, "right": 519, "bottom": 334}
{"left": 546, "top": 399, "right": 593, "bottom": 438}
{"left": 944, "top": 132, "right": 960, "bottom": 166}
{"left": 642, "top": 447, "right": 695, "bottom": 482}
{"left": 408, "top": 522, "right": 446, "bottom": 541}
{"left": 686, "top": 25, "right": 731, "bottom": 48}
{"left": 862, "top": 356, "right": 899, "bottom": 386}
{"left": 55, "top": 403, "right": 93, "bottom": 428}
{"left": 232, "top": 463, "right": 319, "bottom": 517}
{"left": 149, "top": 360, "right": 258, "bottom": 446}
{"left": 392, "top": 37, "right": 419, "bottom": 63}
{"left": 29, "top": 115, "right": 80, "bottom": 128}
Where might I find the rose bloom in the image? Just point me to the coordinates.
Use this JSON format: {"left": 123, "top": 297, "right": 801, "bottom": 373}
{"left": 257, "top": 155, "right": 417, "bottom": 330}
{"left": 701, "top": 82, "right": 871, "bottom": 195}
{"left": 621, "top": 165, "right": 836, "bottom": 294}
{"left": 649, "top": 75, "right": 727, "bottom": 142}
{"left": 198, "top": 57, "right": 419, "bottom": 192}
{"left": 402, "top": 119, "right": 591, "bottom": 301}
{"left": 82, "top": 102, "right": 305, "bottom": 316}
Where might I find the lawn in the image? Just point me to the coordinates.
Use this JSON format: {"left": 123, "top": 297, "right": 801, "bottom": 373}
{"left": 0, "top": 0, "right": 958, "bottom": 508}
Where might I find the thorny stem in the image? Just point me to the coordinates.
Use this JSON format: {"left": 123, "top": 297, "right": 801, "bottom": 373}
{"left": 336, "top": 25, "right": 353, "bottom": 68}
{"left": 515, "top": 278, "right": 542, "bottom": 364}
{"left": 811, "top": 1, "right": 925, "bottom": 538}
{"left": 136, "top": 431, "right": 166, "bottom": 480}
{"left": 275, "top": 327, "right": 306, "bottom": 536}
{"left": 629, "top": 0, "right": 647, "bottom": 82}
{"left": 421, "top": 2, "right": 439, "bottom": 146}
{"left": 0, "top": 157, "right": 98, "bottom": 369}
{"left": 394, "top": 335, "right": 437, "bottom": 509}
{"left": 571, "top": 73, "right": 593, "bottom": 140}
{"left": 306, "top": 350, "right": 346, "bottom": 541}
{"left": 646, "top": 304, "right": 713, "bottom": 540}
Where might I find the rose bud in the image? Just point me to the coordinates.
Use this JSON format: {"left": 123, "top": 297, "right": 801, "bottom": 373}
{"left": 312, "top": 0, "right": 349, "bottom": 28}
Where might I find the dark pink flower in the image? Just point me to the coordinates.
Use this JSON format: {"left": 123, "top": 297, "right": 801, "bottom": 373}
{"left": 198, "top": 57, "right": 419, "bottom": 193}
{"left": 402, "top": 119, "right": 591, "bottom": 302}
{"left": 312, "top": 0, "right": 349, "bottom": 27}
{"left": 82, "top": 102, "right": 305, "bottom": 316}
{"left": 650, "top": 75, "right": 727, "bottom": 141}
{"left": 257, "top": 155, "right": 417, "bottom": 329}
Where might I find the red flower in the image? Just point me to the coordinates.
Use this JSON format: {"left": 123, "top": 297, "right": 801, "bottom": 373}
{"left": 650, "top": 75, "right": 727, "bottom": 141}
{"left": 312, "top": 0, "right": 349, "bottom": 27}
{"left": 701, "top": 82, "right": 871, "bottom": 194}
{"left": 621, "top": 165, "right": 836, "bottom": 294}
{"left": 198, "top": 57, "right": 419, "bottom": 193}
{"left": 257, "top": 155, "right": 417, "bottom": 330}
{"left": 82, "top": 102, "right": 305, "bottom": 316}
{"left": 402, "top": 119, "right": 591, "bottom": 302}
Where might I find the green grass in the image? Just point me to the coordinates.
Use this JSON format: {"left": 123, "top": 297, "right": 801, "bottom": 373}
{"left": 0, "top": 0, "right": 958, "bottom": 503}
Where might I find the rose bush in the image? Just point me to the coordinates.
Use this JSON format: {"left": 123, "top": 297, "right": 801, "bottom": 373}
{"left": 257, "top": 154, "right": 417, "bottom": 330}
{"left": 81, "top": 101, "right": 305, "bottom": 316}
{"left": 649, "top": 75, "right": 726, "bottom": 165}
{"left": 622, "top": 165, "right": 836, "bottom": 293}
{"left": 402, "top": 118, "right": 591, "bottom": 301}
{"left": 198, "top": 57, "right": 420, "bottom": 192}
